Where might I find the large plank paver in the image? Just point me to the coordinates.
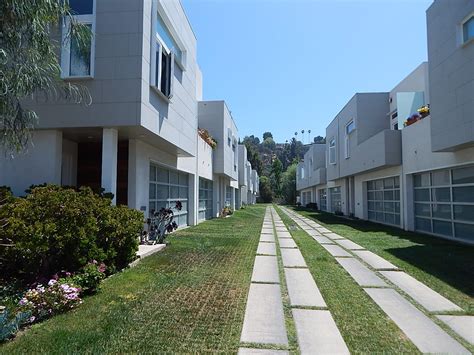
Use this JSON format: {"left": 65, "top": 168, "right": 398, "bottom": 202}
{"left": 380, "top": 271, "right": 462, "bottom": 312}
{"left": 284, "top": 268, "right": 326, "bottom": 307}
{"left": 277, "top": 231, "right": 292, "bottom": 239}
{"left": 260, "top": 234, "right": 275, "bottom": 242}
{"left": 334, "top": 239, "right": 365, "bottom": 250}
{"left": 251, "top": 255, "right": 280, "bottom": 283}
{"left": 280, "top": 248, "right": 307, "bottom": 267}
{"left": 320, "top": 244, "right": 352, "bottom": 257}
{"left": 238, "top": 349, "right": 289, "bottom": 355}
{"left": 241, "top": 283, "right": 288, "bottom": 345}
{"left": 257, "top": 242, "right": 276, "bottom": 256}
{"left": 336, "top": 258, "right": 387, "bottom": 287}
{"left": 306, "top": 230, "right": 321, "bottom": 237}
{"left": 365, "top": 288, "right": 468, "bottom": 354}
{"left": 279, "top": 238, "right": 297, "bottom": 248}
{"left": 292, "top": 309, "right": 349, "bottom": 355}
{"left": 324, "top": 232, "right": 345, "bottom": 240}
{"left": 261, "top": 228, "right": 274, "bottom": 234}
{"left": 436, "top": 315, "right": 474, "bottom": 345}
{"left": 352, "top": 250, "right": 398, "bottom": 270}
{"left": 312, "top": 236, "right": 334, "bottom": 244}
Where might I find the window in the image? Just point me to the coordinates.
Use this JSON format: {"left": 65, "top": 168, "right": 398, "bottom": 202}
{"left": 150, "top": 7, "right": 183, "bottom": 98}
{"left": 199, "top": 178, "right": 213, "bottom": 220}
{"left": 367, "top": 177, "right": 401, "bottom": 226}
{"left": 61, "top": 0, "right": 95, "bottom": 78}
{"left": 225, "top": 186, "right": 232, "bottom": 207}
{"left": 319, "top": 189, "right": 327, "bottom": 211}
{"left": 462, "top": 15, "right": 474, "bottom": 44}
{"left": 330, "top": 187, "right": 342, "bottom": 213}
{"left": 391, "top": 111, "right": 399, "bottom": 130}
{"left": 413, "top": 166, "right": 474, "bottom": 243}
{"left": 344, "top": 120, "right": 354, "bottom": 159}
{"left": 329, "top": 138, "right": 336, "bottom": 164}
{"left": 346, "top": 120, "right": 355, "bottom": 135}
{"left": 149, "top": 164, "right": 189, "bottom": 226}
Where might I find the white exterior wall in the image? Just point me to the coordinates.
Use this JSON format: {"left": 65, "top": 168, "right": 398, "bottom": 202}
{"left": 140, "top": 0, "right": 198, "bottom": 156}
{"left": 0, "top": 130, "right": 63, "bottom": 196}
{"left": 197, "top": 136, "right": 213, "bottom": 181}
{"left": 128, "top": 139, "right": 197, "bottom": 225}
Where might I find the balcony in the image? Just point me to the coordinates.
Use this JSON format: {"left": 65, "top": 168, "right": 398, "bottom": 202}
{"left": 339, "top": 129, "right": 401, "bottom": 178}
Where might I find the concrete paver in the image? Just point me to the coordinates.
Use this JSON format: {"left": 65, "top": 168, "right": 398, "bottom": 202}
{"left": 320, "top": 244, "right": 352, "bottom": 257}
{"left": 292, "top": 309, "right": 350, "bottom": 355}
{"left": 280, "top": 248, "right": 307, "bottom": 267}
{"left": 284, "top": 268, "right": 326, "bottom": 307}
{"left": 312, "top": 236, "right": 334, "bottom": 244}
{"left": 380, "top": 271, "right": 462, "bottom": 312}
{"left": 241, "top": 283, "right": 288, "bottom": 345}
{"left": 279, "top": 238, "right": 297, "bottom": 248}
{"left": 436, "top": 315, "right": 474, "bottom": 345}
{"left": 260, "top": 234, "right": 275, "bottom": 242}
{"left": 352, "top": 250, "right": 398, "bottom": 270}
{"left": 365, "top": 288, "right": 468, "bottom": 354}
{"left": 251, "top": 255, "right": 280, "bottom": 283}
{"left": 334, "top": 238, "right": 365, "bottom": 250}
{"left": 257, "top": 242, "right": 277, "bottom": 256}
{"left": 336, "top": 258, "right": 387, "bottom": 287}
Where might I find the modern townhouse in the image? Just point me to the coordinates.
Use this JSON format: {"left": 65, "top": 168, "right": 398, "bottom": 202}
{"left": 0, "top": 0, "right": 258, "bottom": 225}
{"left": 237, "top": 144, "right": 249, "bottom": 208}
{"left": 296, "top": 143, "right": 327, "bottom": 206}
{"left": 296, "top": 0, "right": 474, "bottom": 244}
{"left": 401, "top": 0, "right": 474, "bottom": 243}
{"left": 246, "top": 161, "right": 254, "bottom": 203}
{"left": 197, "top": 100, "right": 240, "bottom": 215}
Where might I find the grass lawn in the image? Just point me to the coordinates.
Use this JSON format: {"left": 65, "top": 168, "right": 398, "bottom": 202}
{"left": 1, "top": 205, "right": 265, "bottom": 354}
{"left": 274, "top": 206, "right": 419, "bottom": 353}
{"left": 288, "top": 207, "right": 474, "bottom": 315}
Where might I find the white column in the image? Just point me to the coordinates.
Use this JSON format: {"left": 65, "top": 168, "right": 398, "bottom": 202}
{"left": 101, "top": 128, "right": 118, "bottom": 205}
{"left": 231, "top": 187, "right": 236, "bottom": 210}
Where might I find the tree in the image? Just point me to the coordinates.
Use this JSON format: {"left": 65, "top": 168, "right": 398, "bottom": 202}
{"left": 0, "top": 0, "right": 92, "bottom": 152}
{"left": 258, "top": 176, "right": 273, "bottom": 203}
{"left": 270, "top": 157, "right": 283, "bottom": 197}
{"left": 262, "top": 137, "right": 276, "bottom": 150}
{"left": 281, "top": 162, "right": 297, "bottom": 204}
{"left": 262, "top": 131, "right": 273, "bottom": 140}
{"left": 314, "top": 135, "right": 326, "bottom": 144}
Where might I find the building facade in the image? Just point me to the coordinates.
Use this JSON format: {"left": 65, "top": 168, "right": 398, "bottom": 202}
{"left": 296, "top": 0, "right": 474, "bottom": 245}
{"left": 0, "top": 0, "right": 258, "bottom": 227}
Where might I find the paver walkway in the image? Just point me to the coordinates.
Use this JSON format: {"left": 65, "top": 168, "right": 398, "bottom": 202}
{"left": 279, "top": 206, "right": 470, "bottom": 354}
{"left": 239, "top": 206, "right": 349, "bottom": 354}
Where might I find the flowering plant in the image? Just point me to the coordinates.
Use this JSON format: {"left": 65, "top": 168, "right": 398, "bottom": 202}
{"left": 198, "top": 128, "right": 217, "bottom": 149}
{"left": 18, "top": 280, "right": 82, "bottom": 323}
{"left": 417, "top": 104, "right": 430, "bottom": 116}
{"left": 62, "top": 261, "right": 106, "bottom": 295}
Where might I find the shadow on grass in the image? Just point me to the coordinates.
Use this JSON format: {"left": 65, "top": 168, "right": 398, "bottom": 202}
{"left": 292, "top": 206, "right": 474, "bottom": 298}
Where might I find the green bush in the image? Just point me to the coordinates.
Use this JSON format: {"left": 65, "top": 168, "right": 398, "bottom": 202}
{"left": 0, "top": 185, "right": 142, "bottom": 282}
{"left": 64, "top": 261, "right": 106, "bottom": 295}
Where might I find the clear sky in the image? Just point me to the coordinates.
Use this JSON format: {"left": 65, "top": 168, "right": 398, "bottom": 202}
{"left": 181, "top": 0, "right": 433, "bottom": 144}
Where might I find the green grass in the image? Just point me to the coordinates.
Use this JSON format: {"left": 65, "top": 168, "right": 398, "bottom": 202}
{"left": 1, "top": 205, "right": 266, "bottom": 354}
{"left": 289, "top": 207, "right": 474, "bottom": 315}
{"left": 274, "top": 206, "right": 420, "bottom": 354}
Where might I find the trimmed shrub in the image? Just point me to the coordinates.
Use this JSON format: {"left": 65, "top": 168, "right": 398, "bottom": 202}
{"left": 0, "top": 185, "right": 142, "bottom": 282}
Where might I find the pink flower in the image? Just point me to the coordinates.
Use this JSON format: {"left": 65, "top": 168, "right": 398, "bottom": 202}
{"left": 48, "top": 279, "right": 57, "bottom": 286}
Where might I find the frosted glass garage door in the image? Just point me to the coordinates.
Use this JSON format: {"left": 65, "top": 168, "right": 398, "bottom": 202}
{"left": 149, "top": 164, "right": 189, "bottom": 227}
{"left": 414, "top": 166, "right": 474, "bottom": 243}
{"left": 367, "top": 176, "right": 401, "bottom": 226}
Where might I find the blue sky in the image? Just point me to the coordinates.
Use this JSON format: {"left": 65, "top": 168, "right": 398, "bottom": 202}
{"left": 182, "top": 0, "right": 433, "bottom": 144}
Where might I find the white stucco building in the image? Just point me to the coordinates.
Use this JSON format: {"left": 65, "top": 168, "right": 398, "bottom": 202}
{"left": 296, "top": 0, "right": 474, "bottom": 245}
{"left": 0, "top": 0, "right": 258, "bottom": 226}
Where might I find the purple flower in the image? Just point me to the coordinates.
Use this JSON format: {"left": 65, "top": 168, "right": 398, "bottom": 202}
{"left": 60, "top": 284, "right": 70, "bottom": 292}
{"left": 48, "top": 279, "right": 57, "bottom": 286}
{"left": 29, "top": 316, "right": 36, "bottom": 323}
{"left": 19, "top": 298, "right": 28, "bottom": 306}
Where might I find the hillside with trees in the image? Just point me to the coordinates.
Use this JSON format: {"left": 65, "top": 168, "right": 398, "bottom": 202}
{"left": 241, "top": 132, "right": 326, "bottom": 204}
